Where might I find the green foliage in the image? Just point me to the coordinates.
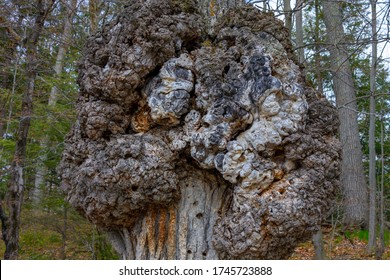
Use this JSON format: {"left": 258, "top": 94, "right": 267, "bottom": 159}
{"left": 345, "top": 229, "right": 390, "bottom": 246}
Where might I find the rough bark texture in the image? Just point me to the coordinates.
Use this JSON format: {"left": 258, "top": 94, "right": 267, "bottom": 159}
{"left": 58, "top": 0, "right": 340, "bottom": 259}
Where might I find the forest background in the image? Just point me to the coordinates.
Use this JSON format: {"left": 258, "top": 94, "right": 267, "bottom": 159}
{"left": 0, "top": 0, "right": 389, "bottom": 260}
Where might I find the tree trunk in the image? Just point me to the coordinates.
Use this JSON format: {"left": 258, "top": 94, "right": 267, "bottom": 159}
{"left": 3, "top": 0, "right": 52, "bottom": 260}
{"left": 295, "top": 0, "right": 304, "bottom": 64}
{"left": 107, "top": 167, "right": 230, "bottom": 259}
{"left": 283, "top": 0, "right": 292, "bottom": 41}
{"left": 312, "top": 230, "right": 327, "bottom": 259}
{"left": 89, "top": 0, "right": 99, "bottom": 34}
{"left": 376, "top": 115, "right": 385, "bottom": 258}
{"left": 48, "top": 0, "right": 77, "bottom": 106}
{"left": 61, "top": 205, "right": 68, "bottom": 259}
{"left": 321, "top": 0, "right": 368, "bottom": 227}
{"left": 32, "top": 0, "right": 77, "bottom": 205}
{"left": 368, "top": 0, "right": 377, "bottom": 253}
{"left": 0, "top": 17, "right": 20, "bottom": 139}
{"left": 314, "top": 0, "right": 323, "bottom": 94}
{"left": 59, "top": 0, "right": 340, "bottom": 260}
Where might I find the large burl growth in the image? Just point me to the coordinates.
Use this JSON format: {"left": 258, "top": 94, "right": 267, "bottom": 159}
{"left": 59, "top": 0, "right": 340, "bottom": 259}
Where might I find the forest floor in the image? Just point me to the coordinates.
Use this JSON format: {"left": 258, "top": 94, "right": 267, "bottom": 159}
{"left": 290, "top": 226, "right": 390, "bottom": 260}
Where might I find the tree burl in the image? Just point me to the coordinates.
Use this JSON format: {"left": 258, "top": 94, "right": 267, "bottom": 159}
{"left": 58, "top": 0, "right": 340, "bottom": 259}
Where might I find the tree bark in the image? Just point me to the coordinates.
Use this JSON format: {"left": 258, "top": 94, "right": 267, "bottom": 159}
{"left": 3, "top": 0, "right": 53, "bottom": 260}
{"left": 321, "top": 0, "right": 368, "bottom": 227}
{"left": 59, "top": 0, "right": 340, "bottom": 260}
{"left": 367, "top": 0, "right": 377, "bottom": 253}
{"left": 107, "top": 167, "right": 230, "bottom": 259}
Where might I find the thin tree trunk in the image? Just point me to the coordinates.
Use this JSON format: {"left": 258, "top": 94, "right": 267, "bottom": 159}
{"left": 3, "top": 0, "right": 53, "bottom": 260}
{"left": 4, "top": 56, "right": 20, "bottom": 137}
{"left": 283, "top": 0, "right": 292, "bottom": 41}
{"left": 0, "top": 107, "right": 5, "bottom": 139}
{"left": 312, "top": 230, "right": 327, "bottom": 259}
{"left": 33, "top": 0, "right": 77, "bottom": 205}
{"left": 314, "top": 0, "right": 323, "bottom": 94}
{"left": 376, "top": 114, "right": 385, "bottom": 258}
{"left": 89, "top": 0, "right": 98, "bottom": 34}
{"left": 295, "top": 0, "right": 304, "bottom": 64}
{"left": 0, "top": 14, "right": 22, "bottom": 139}
{"left": 368, "top": 0, "right": 377, "bottom": 253}
{"left": 61, "top": 205, "right": 68, "bottom": 259}
{"left": 321, "top": 0, "right": 368, "bottom": 227}
{"left": 48, "top": 0, "right": 77, "bottom": 106}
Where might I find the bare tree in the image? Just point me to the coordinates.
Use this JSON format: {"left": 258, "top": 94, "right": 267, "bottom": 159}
{"left": 321, "top": 0, "right": 368, "bottom": 227}
{"left": 368, "top": 0, "right": 377, "bottom": 253}
{"left": 2, "top": 0, "right": 55, "bottom": 259}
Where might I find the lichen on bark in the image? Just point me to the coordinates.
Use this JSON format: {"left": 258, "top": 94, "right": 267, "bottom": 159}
{"left": 58, "top": 0, "right": 340, "bottom": 259}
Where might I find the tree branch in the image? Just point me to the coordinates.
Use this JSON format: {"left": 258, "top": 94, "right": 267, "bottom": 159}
{"left": 0, "top": 15, "right": 21, "bottom": 43}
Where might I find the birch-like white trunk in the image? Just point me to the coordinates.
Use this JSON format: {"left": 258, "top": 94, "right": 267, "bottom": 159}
{"left": 33, "top": 0, "right": 77, "bottom": 205}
